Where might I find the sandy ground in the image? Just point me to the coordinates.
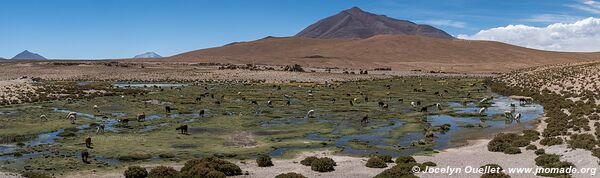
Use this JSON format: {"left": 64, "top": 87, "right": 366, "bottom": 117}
{"left": 411, "top": 116, "right": 598, "bottom": 178}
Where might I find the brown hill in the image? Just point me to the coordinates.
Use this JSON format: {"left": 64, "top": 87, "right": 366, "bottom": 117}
{"left": 164, "top": 35, "right": 600, "bottom": 73}
{"left": 295, "top": 7, "right": 453, "bottom": 39}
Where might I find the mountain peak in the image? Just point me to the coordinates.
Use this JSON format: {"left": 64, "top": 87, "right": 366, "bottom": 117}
{"left": 11, "top": 50, "right": 47, "bottom": 60}
{"left": 295, "top": 7, "right": 453, "bottom": 39}
{"left": 344, "top": 7, "right": 364, "bottom": 14}
{"left": 134, "top": 52, "right": 162, "bottom": 58}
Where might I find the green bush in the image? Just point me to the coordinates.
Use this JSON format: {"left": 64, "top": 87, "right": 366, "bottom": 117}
{"left": 180, "top": 157, "right": 242, "bottom": 177}
{"left": 366, "top": 157, "right": 388, "bottom": 168}
{"left": 374, "top": 164, "right": 418, "bottom": 178}
{"left": 503, "top": 147, "right": 521, "bottom": 154}
{"left": 539, "top": 137, "right": 563, "bottom": 146}
{"left": 567, "top": 134, "right": 597, "bottom": 150}
{"left": 378, "top": 155, "right": 393, "bottom": 163}
{"left": 256, "top": 154, "right": 273, "bottom": 167}
{"left": 124, "top": 166, "right": 148, "bottom": 178}
{"left": 525, "top": 145, "right": 537, "bottom": 150}
{"left": 22, "top": 172, "right": 52, "bottom": 178}
{"left": 488, "top": 133, "right": 522, "bottom": 152}
{"left": 534, "top": 149, "right": 545, "bottom": 155}
{"left": 522, "top": 129, "right": 540, "bottom": 141}
{"left": 300, "top": 156, "right": 318, "bottom": 166}
{"left": 510, "top": 138, "right": 531, "bottom": 147}
{"left": 311, "top": 157, "right": 336, "bottom": 172}
{"left": 395, "top": 155, "right": 416, "bottom": 164}
{"left": 275, "top": 172, "right": 308, "bottom": 178}
{"left": 422, "top": 161, "right": 437, "bottom": 167}
{"left": 216, "top": 163, "right": 243, "bottom": 176}
{"left": 148, "top": 166, "right": 179, "bottom": 178}
{"left": 593, "top": 148, "right": 600, "bottom": 159}
{"left": 535, "top": 154, "right": 560, "bottom": 167}
{"left": 205, "top": 171, "right": 226, "bottom": 178}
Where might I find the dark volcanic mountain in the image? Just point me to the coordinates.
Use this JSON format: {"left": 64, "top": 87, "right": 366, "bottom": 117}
{"left": 11, "top": 50, "right": 47, "bottom": 60}
{"left": 295, "top": 7, "right": 453, "bottom": 39}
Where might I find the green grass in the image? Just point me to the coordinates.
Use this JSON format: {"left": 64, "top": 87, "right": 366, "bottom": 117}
{"left": 0, "top": 76, "right": 492, "bottom": 174}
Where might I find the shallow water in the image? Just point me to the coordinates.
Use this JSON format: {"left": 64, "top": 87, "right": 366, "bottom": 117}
{"left": 271, "top": 94, "right": 544, "bottom": 157}
{"left": 112, "top": 83, "right": 187, "bottom": 88}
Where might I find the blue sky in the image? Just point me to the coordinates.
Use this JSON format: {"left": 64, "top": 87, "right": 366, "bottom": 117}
{"left": 0, "top": 0, "right": 598, "bottom": 59}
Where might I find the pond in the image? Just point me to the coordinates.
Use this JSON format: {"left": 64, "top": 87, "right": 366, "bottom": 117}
{"left": 270, "top": 94, "right": 544, "bottom": 157}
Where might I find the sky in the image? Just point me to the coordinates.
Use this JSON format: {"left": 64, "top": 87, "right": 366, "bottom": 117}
{"left": 1, "top": 0, "right": 600, "bottom": 59}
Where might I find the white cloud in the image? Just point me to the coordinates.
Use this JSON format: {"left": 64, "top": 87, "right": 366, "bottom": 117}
{"left": 458, "top": 17, "right": 600, "bottom": 52}
{"left": 418, "top": 19, "right": 466, "bottom": 28}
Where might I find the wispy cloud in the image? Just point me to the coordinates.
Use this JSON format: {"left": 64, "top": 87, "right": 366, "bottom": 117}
{"left": 523, "top": 14, "right": 583, "bottom": 23}
{"left": 418, "top": 19, "right": 466, "bottom": 28}
{"left": 568, "top": 0, "right": 600, "bottom": 14}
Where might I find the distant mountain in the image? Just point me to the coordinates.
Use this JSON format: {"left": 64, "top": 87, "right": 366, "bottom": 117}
{"left": 11, "top": 50, "right": 47, "bottom": 60}
{"left": 134, "top": 52, "right": 162, "bottom": 58}
{"left": 295, "top": 7, "right": 453, "bottom": 39}
{"left": 162, "top": 7, "right": 600, "bottom": 73}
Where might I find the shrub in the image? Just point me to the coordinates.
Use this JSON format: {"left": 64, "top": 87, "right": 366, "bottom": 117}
{"left": 378, "top": 155, "right": 393, "bottom": 163}
{"left": 366, "top": 157, "right": 388, "bottom": 168}
{"left": 534, "top": 149, "right": 545, "bottom": 155}
{"left": 567, "top": 134, "right": 597, "bottom": 150}
{"left": 395, "top": 155, "right": 416, "bottom": 164}
{"left": 503, "top": 147, "right": 521, "bottom": 154}
{"left": 522, "top": 129, "right": 540, "bottom": 141}
{"left": 216, "top": 163, "right": 243, "bottom": 176}
{"left": 256, "top": 154, "right": 273, "bottom": 167}
{"left": 488, "top": 133, "right": 521, "bottom": 152}
{"left": 525, "top": 145, "right": 537, "bottom": 150}
{"left": 510, "top": 138, "right": 531, "bottom": 147}
{"left": 300, "top": 156, "right": 318, "bottom": 166}
{"left": 205, "top": 171, "right": 226, "bottom": 178}
{"left": 374, "top": 164, "right": 418, "bottom": 178}
{"left": 124, "top": 166, "right": 148, "bottom": 178}
{"left": 311, "top": 157, "right": 336, "bottom": 172}
{"left": 539, "top": 137, "right": 563, "bottom": 146}
{"left": 422, "top": 161, "right": 437, "bottom": 167}
{"left": 148, "top": 166, "right": 179, "bottom": 178}
{"left": 535, "top": 154, "right": 560, "bottom": 167}
{"left": 593, "top": 148, "right": 600, "bottom": 159}
{"left": 180, "top": 157, "right": 242, "bottom": 177}
{"left": 22, "top": 172, "right": 52, "bottom": 178}
{"left": 275, "top": 172, "right": 308, "bottom": 178}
